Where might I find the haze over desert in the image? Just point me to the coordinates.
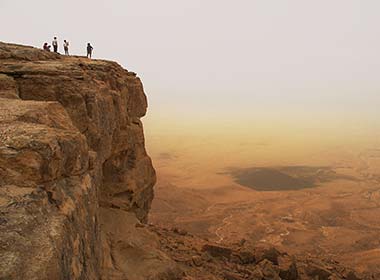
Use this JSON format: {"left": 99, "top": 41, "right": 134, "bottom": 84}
{"left": 1, "top": 0, "right": 380, "bottom": 279}
{"left": 146, "top": 116, "right": 380, "bottom": 276}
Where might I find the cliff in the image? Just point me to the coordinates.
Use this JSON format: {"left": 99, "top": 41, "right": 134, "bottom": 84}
{"left": 0, "top": 42, "right": 180, "bottom": 279}
{"left": 0, "top": 42, "right": 367, "bottom": 280}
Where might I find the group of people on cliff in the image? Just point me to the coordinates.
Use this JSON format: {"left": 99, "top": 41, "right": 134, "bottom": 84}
{"left": 43, "top": 37, "right": 94, "bottom": 58}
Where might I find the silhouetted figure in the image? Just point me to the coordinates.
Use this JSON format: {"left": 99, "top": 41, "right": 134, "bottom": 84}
{"left": 52, "top": 37, "right": 58, "bottom": 53}
{"left": 87, "top": 43, "right": 93, "bottom": 59}
{"left": 63, "top": 40, "right": 69, "bottom": 55}
{"left": 43, "top": 43, "right": 51, "bottom": 52}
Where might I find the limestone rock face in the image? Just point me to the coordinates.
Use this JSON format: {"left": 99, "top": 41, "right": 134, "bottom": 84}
{"left": 0, "top": 42, "right": 156, "bottom": 279}
{"left": 1, "top": 42, "right": 366, "bottom": 280}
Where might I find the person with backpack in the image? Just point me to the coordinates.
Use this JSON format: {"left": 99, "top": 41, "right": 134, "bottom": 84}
{"left": 43, "top": 42, "right": 51, "bottom": 51}
{"left": 87, "top": 43, "right": 93, "bottom": 59}
{"left": 52, "top": 37, "right": 58, "bottom": 53}
{"left": 63, "top": 40, "right": 69, "bottom": 55}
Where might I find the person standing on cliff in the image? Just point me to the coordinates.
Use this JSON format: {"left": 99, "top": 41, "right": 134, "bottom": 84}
{"left": 52, "top": 37, "right": 58, "bottom": 53}
{"left": 87, "top": 43, "right": 93, "bottom": 59}
{"left": 63, "top": 40, "right": 69, "bottom": 55}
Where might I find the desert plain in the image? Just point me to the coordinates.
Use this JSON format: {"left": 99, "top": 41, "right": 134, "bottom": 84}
{"left": 146, "top": 119, "right": 380, "bottom": 276}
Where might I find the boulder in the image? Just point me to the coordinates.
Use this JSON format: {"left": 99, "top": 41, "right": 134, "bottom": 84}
{"left": 255, "top": 245, "right": 282, "bottom": 265}
{"left": 202, "top": 244, "right": 233, "bottom": 259}
{"left": 237, "top": 251, "right": 256, "bottom": 265}
{"left": 306, "top": 264, "right": 332, "bottom": 280}
{"left": 258, "top": 259, "right": 281, "bottom": 280}
{"left": 278, "top": 255, "right": 298, "bottom": 280}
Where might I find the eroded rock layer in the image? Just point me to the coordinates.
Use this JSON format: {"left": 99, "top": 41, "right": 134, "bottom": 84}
{"left": 0, "top": 42, "right": 156, "bottom": 279}
{"left": 0, "top": 42, "right": 370, "bottom": 280}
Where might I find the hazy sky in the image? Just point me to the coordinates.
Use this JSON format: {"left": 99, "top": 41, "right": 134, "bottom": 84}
{"left": 1, "top": 0, "right": 379, "bottom": 132}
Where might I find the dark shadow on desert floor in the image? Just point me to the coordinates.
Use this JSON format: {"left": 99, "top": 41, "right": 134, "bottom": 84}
{"left": 224, "top": 166, "right": 357, "bottom": 191}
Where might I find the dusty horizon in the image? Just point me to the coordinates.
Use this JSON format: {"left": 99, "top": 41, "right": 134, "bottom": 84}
{"left": 1, "top": 1, "right": 380, "bottom": 129}
{"left": 1, "top": 1, "right": 380, "bottom": 277}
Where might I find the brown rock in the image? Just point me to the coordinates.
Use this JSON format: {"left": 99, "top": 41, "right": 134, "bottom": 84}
{"left": 182, "top": 277, "right": 196, "bottom": 280}
{"left": 201, "top": 252, "right": 213, "bottom": 262}
{"left": 0, "top": 41, "right": 156, "bottom": 280}
{"left": 237, "top": 250, "right": 256, "bottom": 265}
{"left": 258, "top": 259, "right": 281, "bottom": 280}
{"left": 0, "top": 74, "right": 18, "bottom": 99}
{"left": 229, "top": 254, "right": 241, "bottom": 264}
{"left": 306, "top": 264, "right": 332, "bottom": 280}
{"left": 192, "top": 255, "right": 203, "bottom": 267}
{"left": 202, "top": 244, "right": 233, "bottom": 259}
{"left": 100, "top": 208, "right": 181, "bottom": 280}
{"left": 223, "top": 271, "right": 244, "bottom": 280}
{"left": 255, "top": 245, "right": 281, "bottom": 265}
{"left": 0, "top": 41, "right": 366, "bottom": 280}
{"left": 173, "top": 227, "right": 188, "bottom": 236}
{"left": 278, "top": 255, "right": 298, "bottom": 280}
{"left": 0, "top": 97, "right": 98, "bottom": 279}
{"left": 346, "top": 271, "right": 361, "bottom": 280}
{"left": 250, "top": 267, "right": 264, "bottom": 280}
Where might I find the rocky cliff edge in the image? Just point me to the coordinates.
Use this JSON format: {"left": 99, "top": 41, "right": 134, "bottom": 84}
{"left": 0, "top": 42, "right": 368, "bottom": 280}
{"left": 0, "top": 42, "right": 174, "bottom": 279}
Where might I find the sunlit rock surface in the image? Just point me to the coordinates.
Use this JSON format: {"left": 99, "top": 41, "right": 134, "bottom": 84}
{"left": 0, "top": 42, "right": 157, "bottom": 279}
{"left": 0, "top": 42, "right": 370, "bottom": 280}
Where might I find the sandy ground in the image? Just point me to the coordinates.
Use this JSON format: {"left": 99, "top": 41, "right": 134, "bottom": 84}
{"left": 146, "top": 130, "right": 380, "bottom": 275}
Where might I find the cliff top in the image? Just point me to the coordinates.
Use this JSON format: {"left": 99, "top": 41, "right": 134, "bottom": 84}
{"left": 0, "top": 41, "right": 369, "bottom": 280}
{"left": 0, "top": 41, "right": 157, "bottom": 279}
